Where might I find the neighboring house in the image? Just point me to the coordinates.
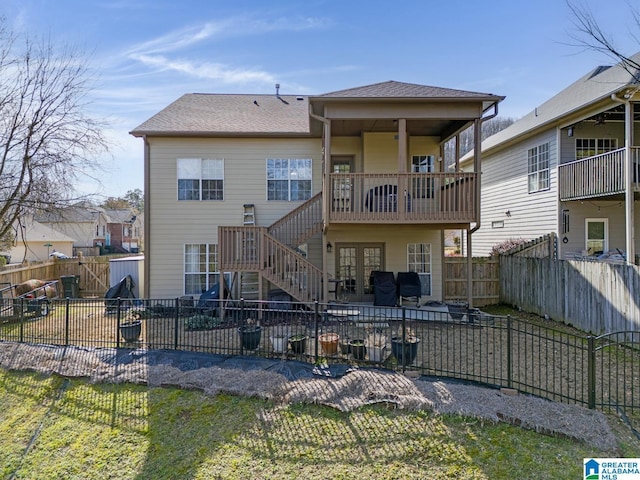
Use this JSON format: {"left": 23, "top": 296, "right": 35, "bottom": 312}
{"left": 463, "top": 53, "right": 640, "bottom": 261}
{"left": 103, "top": 209, "right": 143, "bottom": 254}
{"left": 130, "top": 81, "right": 503, "bottom": 303}
{"left": 36, "top": 204, "right": 110, "bottom": 252}
{"left": 7, "top": 217, "right": 75, "bottom": 262}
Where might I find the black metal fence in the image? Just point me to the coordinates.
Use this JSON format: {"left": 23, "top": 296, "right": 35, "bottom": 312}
{"left": 1, "top": 296, "right": 638, "bottom": 415}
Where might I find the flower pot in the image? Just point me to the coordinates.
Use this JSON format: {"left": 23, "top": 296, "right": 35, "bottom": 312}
{"left": 289, "top": 335, "right": 308, "bottom": 354}
{"left": 238, "top": 326, "right": 262, "bottom": 350}
{"left": 448, "top": 302, "right": 469, "bottom": 321}
{"left": 119, "top": 320, "right": 142, "bottom": 343}
{"left": 270, "top": 336, "right": 288, "bottom": 353}
{"left": 367, "top": 345, "right": 387, "bottom": 362}
{"left": 339, "top": 338, "right": 351, "bottom": 355}
{"left": 349, "top": 339, "right": 366, "bottom": 361}
{"left": 318, "top": 332, "right": 339, "bottom": 356}
{"left": 391, "top": 336, "right": 420, "bottom": 365}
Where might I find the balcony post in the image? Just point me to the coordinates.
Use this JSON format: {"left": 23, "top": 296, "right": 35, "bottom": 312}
{"left": 625, "top": 100, "right": 635, "bottom": 264}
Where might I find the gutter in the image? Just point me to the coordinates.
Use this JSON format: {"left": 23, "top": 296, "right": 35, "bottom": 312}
{"left": 142, "top": 135, "right": 151, "bottom": 298}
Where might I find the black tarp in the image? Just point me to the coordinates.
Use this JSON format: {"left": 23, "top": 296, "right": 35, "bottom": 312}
{"left": 195, "top": 283, "right": 230, "bottom": 315}
{"left": 371, "top": 271, "right": 397, "bottom": 306}
{"left": 104, "top": 275, "right": 136, "bottom": 313}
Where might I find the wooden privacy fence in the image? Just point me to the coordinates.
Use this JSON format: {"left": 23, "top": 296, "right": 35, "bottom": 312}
{"left": 500, "top": 256, "right": 640, "bottom": 333}
{"left": 0, "top": 257, "right": 111, "bottom": 298}
{"left": 443, "top": 257, "right": 500, "bottom": 307}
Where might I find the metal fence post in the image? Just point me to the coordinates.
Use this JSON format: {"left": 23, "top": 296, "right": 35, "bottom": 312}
{"left": 240, "top": 298, "right": 245, "bottom": 356}
{"left": 65, "top": 298, "right": 70, "bottom": 346}
{"left": 506, "top": 315, "right": 512, "bottom": 389}
{"left": 19, "top": 298, "right": 24, "bottom": 343}
{"left": 401, "top": 306, "right": 407, "bottom": 372}
{"left": 116, "top": 297, "right": 121, "bottom": 349}
{"left": 174, "top": 298, "right": 180, "bottom": 350}
{"left": 588, "top": 336, "right": 596, "bottom": 409}
{"left": 314, "top": 301, "right": 319, "bottom": 363}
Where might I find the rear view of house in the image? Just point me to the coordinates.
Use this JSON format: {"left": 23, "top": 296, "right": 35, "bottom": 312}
{"left": 131, "top": 81, "right": 503, "bottom": 304}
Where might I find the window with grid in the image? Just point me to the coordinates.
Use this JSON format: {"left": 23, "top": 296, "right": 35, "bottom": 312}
{"left": 411, "top": 155, "right": 435, "bottom": 198}
{"left": 267, "top": 158, "right": 312, "bottom": 201}
{"left": 407, "top": 243, "right": 432, "bottom": 296}
{"left": 184, "top": 244, "right": 220, "bottom": 295}
{"left": 575, "top": 138, "right": 618, "bottom": 160}
{"left": 527, "top": 143, "right": 550, "bottom": 193}
{"left": 177, "top": 158, "right": 224, "bottom": 201}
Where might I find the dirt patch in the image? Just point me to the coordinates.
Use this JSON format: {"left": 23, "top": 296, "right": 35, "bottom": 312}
{"left": 0, "top": 341, "right": 627, "bottom": 452}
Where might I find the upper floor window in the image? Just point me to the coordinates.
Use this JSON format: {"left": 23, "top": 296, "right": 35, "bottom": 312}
{"left": 527, "top": 143, "right": 550, "bottom": 193}
{"left": 575, "top": 138, "right": 618, "bottom": 160}
{"left": 267, "top": 159, "right": 312, "bottom": 201}
{"left": 177, "top": 158, "right": 224, "bottom": 201}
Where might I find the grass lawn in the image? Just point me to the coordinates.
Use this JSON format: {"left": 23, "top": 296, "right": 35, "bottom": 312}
{"left": 1, "top": 369, "right": 636, "bottom": 480}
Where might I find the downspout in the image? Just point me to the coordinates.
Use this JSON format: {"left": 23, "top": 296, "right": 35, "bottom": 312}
{"left": 611, "top": 91, "right": 635, "bottom": 265}
{"left": 142, "top": 135, "right": 151, "bottom": 298}
{"left": 467, "top": 102, "right": 500, "bottom": 308}
{"left": 309, "top": 106, "right": 331, "bottom": 301}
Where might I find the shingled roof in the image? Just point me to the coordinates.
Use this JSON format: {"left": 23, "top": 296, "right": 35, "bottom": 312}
{"left": 131, "top": 93, "right": 311, "bottom": 137}
{"left": 316, "top": 80, "right": 502, "bottom": 100}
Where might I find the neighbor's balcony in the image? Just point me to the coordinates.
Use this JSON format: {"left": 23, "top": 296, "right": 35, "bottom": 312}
{"left": 328, "top": 172, "right": 477, "bottom": 224}
{"left": 558, "top": 147, "right": 640, "bottom": 201}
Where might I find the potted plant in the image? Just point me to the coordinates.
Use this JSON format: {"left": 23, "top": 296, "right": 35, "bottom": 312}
{"left": 238, "top": 318, "right": 262, "bottom": 351}
{"left": 348, "top": 339, "right": 366, "bottom": 361}
{"left": 339, "top": 335, "right": 351, "bottom": 355}
{"left": 289, "top": 334, "right": 308, "bottom": 354}
{"left": 365, "top": 331, "right": 387, "bottom": 362}
{"left": 318, "top": 332, "right": 340, "bottom": 356}
{"left": 391, "top": 327, "right": 420, "bottom": 365}
{"left": 120, "top": 308, "right": 144, "bottom": 343}
{"left": 269, "top": 325, "right": 291, "bottom": 354}
{"left": 447, "top": 301, "right": 469, "bottom": 321}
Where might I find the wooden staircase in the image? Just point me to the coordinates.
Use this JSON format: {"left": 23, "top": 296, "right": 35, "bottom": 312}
{"left": 219, "top": 193, "right": 324, "bottom": 303}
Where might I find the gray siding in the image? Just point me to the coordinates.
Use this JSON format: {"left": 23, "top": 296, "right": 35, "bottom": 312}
{"left": 473, "top": 129, "right": 559, "bottom": 256}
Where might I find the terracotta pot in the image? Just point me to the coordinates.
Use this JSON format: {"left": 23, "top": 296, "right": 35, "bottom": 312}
{"left": 318, "top": 332, "right": 339, "bottom": 355}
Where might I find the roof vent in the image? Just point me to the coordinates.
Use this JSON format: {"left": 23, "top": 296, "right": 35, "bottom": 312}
{"left": 275, "top": 83, "right": 280, "bottom": 96}
{"left": 296, "top": 96, "right": 304, "bottom": 101}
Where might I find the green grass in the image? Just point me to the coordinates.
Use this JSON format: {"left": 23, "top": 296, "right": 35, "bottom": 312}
{"left": 1, "top": 369, "right": 636, "bottom": 479}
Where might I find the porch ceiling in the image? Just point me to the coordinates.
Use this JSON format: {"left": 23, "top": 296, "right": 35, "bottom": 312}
{"left": 329, "top": 118, "right": 470, "bottom": 137}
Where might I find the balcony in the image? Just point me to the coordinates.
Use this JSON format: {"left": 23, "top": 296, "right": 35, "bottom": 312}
{"left": 558, "top": 147, "right": 640, "bottom": 201}
{"left": 328, "top": 172, "right": 477, "bottom": 224}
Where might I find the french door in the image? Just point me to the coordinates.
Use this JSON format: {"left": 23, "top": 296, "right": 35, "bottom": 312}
{"left": 336, "top": 243, "right": 384, "bottom": 302}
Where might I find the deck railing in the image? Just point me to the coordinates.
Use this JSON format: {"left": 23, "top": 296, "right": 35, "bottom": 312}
{"left": 267, "top": 192, "right": 323, "bottom": 247}
{"left": 558, "top": 147, "right": 640, "bottom": 201}
{"left": 262, "top": 233, "right": 323, "bottom": 302}
{"left": 328, "top": 172, "right": 477, "bottom": 223}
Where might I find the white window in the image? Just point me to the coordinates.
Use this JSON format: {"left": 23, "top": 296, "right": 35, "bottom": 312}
{"left": 267, "top": 158, "right": 312, "bottom": 201}
{"left": 527, "top": 143, "right": 550, "bottom": 193}
{"left": 585, "top": 218, "right": 608, "bottom": 255}
{"left": 407, "top": 243, "right": 432, "bottom": 296}
{"left": 184, "top": 244, "right": 220, "bottom": 295}
{"left": 575, "top": 138, "right": 618, "bottom": 160}
{"left": 177, "top": 158, "right": 224, "bottom": 201}
{"left": 411, "top": 155, "right": 435, "bottom": 198}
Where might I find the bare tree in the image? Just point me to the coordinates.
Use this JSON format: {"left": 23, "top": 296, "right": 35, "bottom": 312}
{"left": 566, "top": 0, "right": 640, "bottom": 79}
{"left": 0, "top": 18, "right": 108, "bottom": 246}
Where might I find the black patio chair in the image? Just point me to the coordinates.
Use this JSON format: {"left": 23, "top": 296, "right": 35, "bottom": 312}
{"left": 397, "top": 272, "right": 421, "bottom": 307}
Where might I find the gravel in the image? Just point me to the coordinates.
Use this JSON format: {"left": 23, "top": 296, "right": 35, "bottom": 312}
{"left": 0, "top": 341, "right": 621, "bottom": 452}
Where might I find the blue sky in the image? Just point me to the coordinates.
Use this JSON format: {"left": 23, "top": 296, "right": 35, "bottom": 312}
{"left": 3, "top": 0, "right": 640, "bottom": 198}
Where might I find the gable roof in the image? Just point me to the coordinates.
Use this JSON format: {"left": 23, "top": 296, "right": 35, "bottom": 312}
{"left": 469, "top": 52, "right": 640, "bottom": 158}
{"left": 316, "top": 80, "right": 502, "bottom": 101}
{"left": 131, "top": 81, "right": 504, "bottom": 138}
{"left": 35, "top": 206, "right": 105, "bottom": 224}
{"left": 130, "top": 93, "right": 312, "bottom": 137}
